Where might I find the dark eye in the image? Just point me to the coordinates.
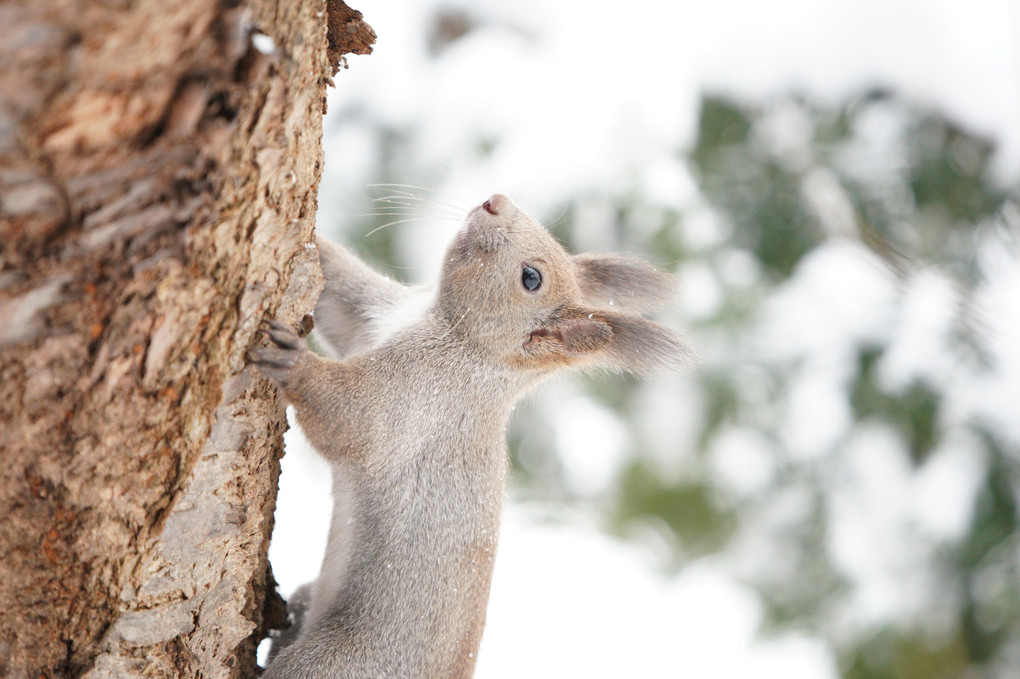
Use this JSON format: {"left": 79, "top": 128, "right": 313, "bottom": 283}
{"left": 521, "top": 266, "right": 542, "bottom": 292}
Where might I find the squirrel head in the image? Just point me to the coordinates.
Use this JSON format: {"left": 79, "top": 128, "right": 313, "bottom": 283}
{"left": 437, "top": 194, "right": 695, "bottom": 377}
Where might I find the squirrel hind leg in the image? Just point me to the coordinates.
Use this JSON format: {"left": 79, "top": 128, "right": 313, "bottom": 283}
{"left": 265, "top": 583, "right": 314, "bottom": 664}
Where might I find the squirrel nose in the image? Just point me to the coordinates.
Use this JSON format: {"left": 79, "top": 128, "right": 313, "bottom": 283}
{"left": 482, "top": 194, "right": 509, "bottom": 216}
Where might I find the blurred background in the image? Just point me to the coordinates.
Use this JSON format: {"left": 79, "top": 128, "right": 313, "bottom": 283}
{"left": 267, "top": 1, "right": 1020, "bottom": 676}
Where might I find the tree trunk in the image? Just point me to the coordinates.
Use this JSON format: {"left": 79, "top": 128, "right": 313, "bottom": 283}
{"left": 0, "top": 1, "right": 373, "bottom": 677}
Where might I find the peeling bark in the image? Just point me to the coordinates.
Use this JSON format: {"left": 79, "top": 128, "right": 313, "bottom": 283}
{"left": 0, "top": 1, "right": 373, "bottom": 677}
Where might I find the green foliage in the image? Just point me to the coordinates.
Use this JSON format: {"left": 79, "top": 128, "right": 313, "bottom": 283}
{"left": 692, "top": 96, "right": 823, "bottom": 278}
{"left": 692, "top": 96, "right": 753, "bottom": 163}
{"left": 907, "top": 117, "right": 1004, "bottom": 225}
{"left": 955, "top": 444, "right": 1020, "bottom": 664}
{"left": 698, "top": 372, "right": 741, "bottom": 448}
{"left": 843, "top": 628, "right": 970, "bottom": 679}
{"left": 613, "top": 459, "right": 737, "bottom": 557}
{"left": 961, "top": 449, "right": 1018, "bottom": 568}
{"left": 850, "top": 347, "right": 942, "bottom": 464}
{"left": 758, "top": 491, "right": 849, "bottom": 631}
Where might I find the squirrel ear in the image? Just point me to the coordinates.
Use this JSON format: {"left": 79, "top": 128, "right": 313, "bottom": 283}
{"left": 573, "top": 254, "right": 677, "bottom": 313}
{"left": 596, "top": 311, "right": 697, "bottom": 376}
{"left": 523, "top": 307, "right": 695, "bottom": 375}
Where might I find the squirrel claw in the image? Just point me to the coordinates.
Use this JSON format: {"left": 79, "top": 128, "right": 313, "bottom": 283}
{"left": 251, "top": 319, "right": 308, "bottom": 383}
{"left": 262, "top": 320, "right": 305, "bottom": 350}
{"left": 250, "top": 345, "right": 303, "bottom": 369}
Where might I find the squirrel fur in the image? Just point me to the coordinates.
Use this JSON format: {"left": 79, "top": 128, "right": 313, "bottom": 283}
{"left": 251, "top": 194, "right": 693, "bottom": 678}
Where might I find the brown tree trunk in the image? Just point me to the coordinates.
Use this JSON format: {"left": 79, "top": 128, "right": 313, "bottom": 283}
{"left": 0, "top": 1, "right": 373, "bottom": 677}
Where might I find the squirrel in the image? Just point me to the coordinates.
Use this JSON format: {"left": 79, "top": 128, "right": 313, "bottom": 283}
{"left": 251, "top": 194, "right": 694, "bottom": 678}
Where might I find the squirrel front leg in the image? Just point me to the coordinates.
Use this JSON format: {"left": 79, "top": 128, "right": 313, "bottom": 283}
{"left": 314, "top": 236, "right": 408, "bottom": 357}
{"left": 250, "top": 320, "right": 364, "bottom": 464}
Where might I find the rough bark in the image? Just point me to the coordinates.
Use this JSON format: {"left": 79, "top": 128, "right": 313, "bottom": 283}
{"left": 0, "top": 1, "right": 374, "bottom": 677}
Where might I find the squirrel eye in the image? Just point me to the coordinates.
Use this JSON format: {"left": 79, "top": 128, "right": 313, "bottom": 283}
{"left": 521, "top": 266, "right": 542, "bottom": 292}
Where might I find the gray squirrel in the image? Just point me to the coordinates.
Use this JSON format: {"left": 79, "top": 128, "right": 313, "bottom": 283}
{"left": 251, "top": 194, "right": 693, "bottom": 678}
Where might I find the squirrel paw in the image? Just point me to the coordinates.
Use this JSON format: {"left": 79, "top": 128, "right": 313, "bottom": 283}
{"left": 250, "top": 320, "right": 307, "bottom": 384}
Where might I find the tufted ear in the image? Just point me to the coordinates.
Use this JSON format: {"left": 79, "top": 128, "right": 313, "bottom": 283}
{"left": 522, "top": 306, "right": 695, "bottom": 376}
{"left": 573, "top": 254, "right": 677, "bottom": 313}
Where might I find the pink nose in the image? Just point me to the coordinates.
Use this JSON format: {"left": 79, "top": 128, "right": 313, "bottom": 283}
{"left": 482, "top": 194, "right": 509, "bottom": 216}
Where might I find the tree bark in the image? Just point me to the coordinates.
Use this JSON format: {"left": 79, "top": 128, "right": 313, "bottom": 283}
{"left": 0, "top": 1, "right": 373, "bottom": 677}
